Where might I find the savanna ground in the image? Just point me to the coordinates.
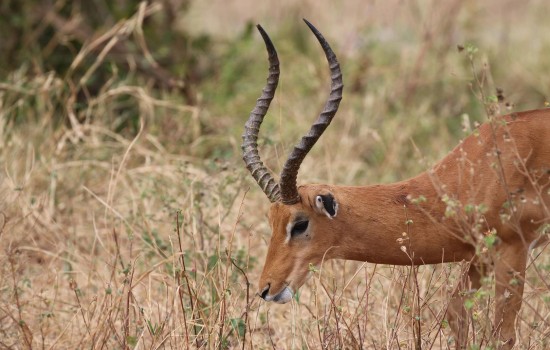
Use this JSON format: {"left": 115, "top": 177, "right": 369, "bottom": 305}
{"left": 1, "top": 0, "right": 550, "bottom": 349}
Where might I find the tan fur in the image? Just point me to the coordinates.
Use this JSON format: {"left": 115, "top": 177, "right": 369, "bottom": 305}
{"left": 258, "top": 109, "right": 550, "bottom": 349}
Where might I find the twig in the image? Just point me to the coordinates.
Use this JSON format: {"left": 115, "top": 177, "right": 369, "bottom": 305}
{"left": 176, "top": 211, "right": 201, "bottom": 348}
{"left": 175, "top": 211, "right": 190, "bottom": 348}
{"left": 228, "top": 255, "right": 251, "bottom": 350}
{"left": 9, "top": 254, "right": 33, "bottom": 349}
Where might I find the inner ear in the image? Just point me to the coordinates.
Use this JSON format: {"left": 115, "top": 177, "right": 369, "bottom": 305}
{"left": 315, "top": 193, "right": 338, "bottom": 218}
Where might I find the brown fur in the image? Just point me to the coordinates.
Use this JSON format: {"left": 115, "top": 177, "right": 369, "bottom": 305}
{"left": 258, "top": 109, "right": 550, "bottom": 349}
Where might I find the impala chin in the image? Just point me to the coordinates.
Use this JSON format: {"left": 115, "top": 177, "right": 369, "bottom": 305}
{"left": 265, "top": 286, "right": 293, "bottom": 304}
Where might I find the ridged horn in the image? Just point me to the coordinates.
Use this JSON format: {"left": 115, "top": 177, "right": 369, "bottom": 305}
{"left": 242, "top": 25, "right": 281, "bottom": 202}
{"left": 279, "top": 19, "right": 344, "bottom": 205}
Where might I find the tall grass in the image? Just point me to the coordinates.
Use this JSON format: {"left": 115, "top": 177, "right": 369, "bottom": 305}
{"left": 1, "top": 0, "right": 549, "bottom": 348}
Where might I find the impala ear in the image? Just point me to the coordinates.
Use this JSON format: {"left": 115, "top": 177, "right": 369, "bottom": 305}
{"left": 314, "top": 193, "right": 338, "bottom": 219}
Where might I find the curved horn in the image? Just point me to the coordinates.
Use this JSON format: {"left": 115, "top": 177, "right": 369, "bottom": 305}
{"left": 279, "top": 19, "right": 344, "bottom": 205}
{"left": 242, "top": 25, "right": 281, "bottom": 202}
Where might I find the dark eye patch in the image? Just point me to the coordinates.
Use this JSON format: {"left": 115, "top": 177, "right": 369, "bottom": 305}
{"left": 291, "top": 220, "right": 309, "bottom": 237}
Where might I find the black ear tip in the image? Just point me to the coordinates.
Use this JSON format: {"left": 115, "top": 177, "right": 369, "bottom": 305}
{"left": 320, "top": 194, "right": 337, "bottom": 217}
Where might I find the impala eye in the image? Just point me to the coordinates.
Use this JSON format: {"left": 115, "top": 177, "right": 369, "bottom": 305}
{"left": 291, "top": 220, "right": 309, "bottom": 237}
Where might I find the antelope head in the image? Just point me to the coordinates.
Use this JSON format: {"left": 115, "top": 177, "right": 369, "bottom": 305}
{"left": 242, "top": 20, "right": 343, "bottom": 303}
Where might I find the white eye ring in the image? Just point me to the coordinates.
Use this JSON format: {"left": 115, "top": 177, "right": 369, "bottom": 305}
{"left": 316, "top": 196, "right": 322, "bottom": 203}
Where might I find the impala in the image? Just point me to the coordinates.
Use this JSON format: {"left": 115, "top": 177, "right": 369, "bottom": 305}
{"left": 242, "top": 20, "right": 550, "bottom": 349}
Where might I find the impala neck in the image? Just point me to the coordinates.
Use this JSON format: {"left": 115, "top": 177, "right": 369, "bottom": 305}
{"left": 323, "top": 174, "right": 474, "bottom": 265}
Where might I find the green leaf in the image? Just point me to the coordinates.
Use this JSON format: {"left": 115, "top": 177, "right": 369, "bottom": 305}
{"left": 484, "top": 234, "right": 497, "bottom": 248}
{"left": 230, "top": 318, "right": 246, "bottom": 338}
{"left": 127, "top": 336, "right": 138, "bottom": 346}
{"left": 207, "top": 254, "right": 219, "bottom": 272}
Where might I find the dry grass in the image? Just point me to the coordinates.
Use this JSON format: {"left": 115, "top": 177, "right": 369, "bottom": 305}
{"left": 1, "top": 0, "right": 550, "bottom": 349}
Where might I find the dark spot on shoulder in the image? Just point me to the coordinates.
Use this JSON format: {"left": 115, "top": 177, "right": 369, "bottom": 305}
{"left": 394, "top": 193, "right": 410, "bottom": 205}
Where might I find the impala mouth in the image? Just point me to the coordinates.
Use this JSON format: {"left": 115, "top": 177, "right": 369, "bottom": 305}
{"left": 265, "top": 286, "right": 293, "bottom": 304}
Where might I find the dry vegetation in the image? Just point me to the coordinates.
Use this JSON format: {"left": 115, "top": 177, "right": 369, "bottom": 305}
{"left": 1, "top": 0, "right": 549, "bottom": 349}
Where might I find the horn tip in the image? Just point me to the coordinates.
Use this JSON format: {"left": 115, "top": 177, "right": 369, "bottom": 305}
{"left": 256, "top": 24, "right": 266, "bottom": 36}
{"left": 302, "top": 18, "right": 316, "bottom": 31}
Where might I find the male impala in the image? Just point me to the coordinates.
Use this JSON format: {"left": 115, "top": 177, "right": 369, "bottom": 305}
{"left": 242, "top": 20, "right": 550, "bottom": 349}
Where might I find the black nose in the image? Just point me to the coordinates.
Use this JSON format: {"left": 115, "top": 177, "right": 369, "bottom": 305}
{"left": 260, "top": 284, "right": 270, "bottom": 300}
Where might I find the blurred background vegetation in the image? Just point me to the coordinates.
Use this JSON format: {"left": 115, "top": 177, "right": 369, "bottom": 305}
{"left": 2, "top": 0, "right": 549, "bottom": 172}
{"left": 1, "top": 0, "right": 549, "bottom": 348}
